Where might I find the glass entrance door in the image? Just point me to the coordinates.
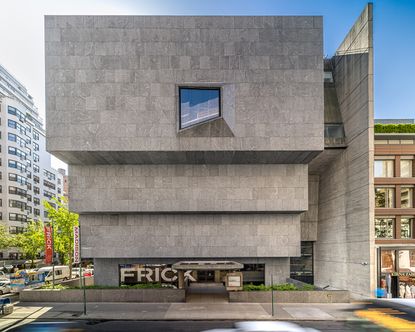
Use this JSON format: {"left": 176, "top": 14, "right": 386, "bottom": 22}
{"left": 197, "top": 270, "right": 215, "bottom": 282}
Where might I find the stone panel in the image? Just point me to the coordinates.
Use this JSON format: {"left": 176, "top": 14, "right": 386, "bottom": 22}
{"left": 69, "top": 164, "right": 308, "bottom": 213}
{"left": 45, "top": 15, "right": 324, "bottom": 164}
{"left": 80, "top": 214, "right": 301, "bottom": 259}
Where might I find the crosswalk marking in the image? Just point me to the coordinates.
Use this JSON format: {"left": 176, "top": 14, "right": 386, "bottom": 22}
{"left": 355, "top": 309, "right": 415, "bottom": 331}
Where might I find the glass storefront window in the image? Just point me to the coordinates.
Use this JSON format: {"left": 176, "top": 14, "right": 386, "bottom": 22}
{"left": 375, "top": 187, "right": 395, "bottom": 208}
{"left": 381, "top": 250, "right": 395, "bottom": 273}
{"left": 401, "top": 160, "right": 413, "bottom": 178}
{"left": 399, "top": 250, "right": 415, "bottom": 272}
{"left": 401, "top": 187, "right": 413, "bottom": 208}
{"left": 401, "top": 218, "right": 414, "bottom": 239}
{"left": 375, "top": 218, "right": 394, "bottom": 238}
{"left": 374, "top": 160, "right": 394, "bottom": 177}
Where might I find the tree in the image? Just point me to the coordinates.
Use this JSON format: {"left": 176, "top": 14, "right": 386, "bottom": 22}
{"left": 0, "top": 225, "right": 13, "bottom": 250}
{"left": 44, "top": 197, "right": 79, "bottom": 278}
{"left": 14, "top": 221, "right": 44, "bottom": 268}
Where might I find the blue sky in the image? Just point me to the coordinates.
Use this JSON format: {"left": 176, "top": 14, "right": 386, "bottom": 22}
{"left": 0, "top": 0, "right": 413, "bottom": 147}
{"left": 120, "top": 0, "right": 414, "bottom": 120}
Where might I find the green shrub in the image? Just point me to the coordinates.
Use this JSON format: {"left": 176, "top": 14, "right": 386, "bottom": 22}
{"left": 299, "top": 284, "right": 316, "bottom": 291}
{"left": 374, "top": 124, "right": 415, "bottom": 133}
{"left": 40, "top": 284, "right": 68, "bottom": 290}
{"left": 242, "top": 283, "right": 315, "bottom": 291}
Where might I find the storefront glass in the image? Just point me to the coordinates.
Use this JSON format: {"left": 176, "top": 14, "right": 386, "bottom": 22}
{"left": 378, "top": 249, "right": 415, "bottom": 298}
{"left": 381, "top": 250, "right": 395, "bottom": 273}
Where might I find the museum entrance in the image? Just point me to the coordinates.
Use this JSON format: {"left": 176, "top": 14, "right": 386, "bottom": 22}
{"left": 197, "top": 270, "right": 215, "bottom": 283}
{"left": 172, "top": 261, "right": 244, "bottom": 303}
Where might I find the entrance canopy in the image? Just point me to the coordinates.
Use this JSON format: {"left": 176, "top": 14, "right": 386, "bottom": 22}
{"left": 172, "top": 261, "right": 243, "bottom": 271}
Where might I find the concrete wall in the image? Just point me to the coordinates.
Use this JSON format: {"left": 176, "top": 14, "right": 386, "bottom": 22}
{"left": 45, "top": 15, "right": 324, "bottom": 164}
{"left": 81, "top": 214, "right": 301, "bottom": 259}
{"left": 20, "top": 288, "right": 186, "bottom": 303}
{"left": 229, "top": 290, "right": 350, "bottom": 303}
{"left": 69, "top": 164, "right": 307, "bottom": 213}
{"left": 300, "top": 175, "right": 319, "bottom": 241}
{"left": 314, "top": 4, "right": 374, "bottom": 298}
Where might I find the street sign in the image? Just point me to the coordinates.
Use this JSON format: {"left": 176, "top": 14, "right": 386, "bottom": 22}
{"left": 44, "top": 226, "right": 53, "bottom": 264}
{"left": 73, "top": 226, "right": 80, "bottom": 264}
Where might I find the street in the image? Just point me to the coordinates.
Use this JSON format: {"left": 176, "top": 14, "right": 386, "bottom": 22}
{"left": 4, "top": 320, "right": 388, "bottom": 332}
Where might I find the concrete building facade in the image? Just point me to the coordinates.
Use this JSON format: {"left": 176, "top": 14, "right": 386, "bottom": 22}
{"left": 45, "top": 4, "right": 375, "bottom": 297}
{"left": 0, "top": 64, "right": 64, "bottom": 260}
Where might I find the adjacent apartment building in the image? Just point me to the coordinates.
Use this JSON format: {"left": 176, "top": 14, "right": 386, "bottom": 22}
{"left": 374, "top": 119, "right": 415, "bottom": 298}
{"left": 0, "top": 64, "right": 63, "bottom": 260}
{"left": 45, "top": 4, "right": 374, "bottom": 297}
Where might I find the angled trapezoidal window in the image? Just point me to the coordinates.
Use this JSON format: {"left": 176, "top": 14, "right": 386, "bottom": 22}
{"left": 179, "top": 87, "right": 221, "bottom": 129}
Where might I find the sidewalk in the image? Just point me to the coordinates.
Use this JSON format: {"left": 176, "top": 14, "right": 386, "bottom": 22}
{"left": 1, "top": 301, "right": 364, "bottom": 323}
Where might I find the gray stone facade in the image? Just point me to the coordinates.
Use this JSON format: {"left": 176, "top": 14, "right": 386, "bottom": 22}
{"left": 45, "top": 15, "right": 324, "bottom": 165}
{"left": 45, "top": 9, "right": 374, "bottom": 296}
{"left": 69, "top": 164, "right": 308, "bottom": 213}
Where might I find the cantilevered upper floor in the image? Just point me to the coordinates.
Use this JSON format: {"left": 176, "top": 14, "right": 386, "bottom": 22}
{"left": 45, "top": 15, "right": 324, "bottom": 165}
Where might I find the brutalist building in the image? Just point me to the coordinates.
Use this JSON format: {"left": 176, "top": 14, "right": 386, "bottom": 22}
{"left": 45, "top": 4, "right": 375, "bottom": 297}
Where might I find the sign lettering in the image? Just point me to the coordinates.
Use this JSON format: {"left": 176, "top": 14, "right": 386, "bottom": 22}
{"left": 73, "top": 226, "right": 80, "bottom": 264}
{"left": 120, "top": 265, "right": 195, "bottom": 284}
{"left": 44, "top": 226, "right": 53, "bottom": 264}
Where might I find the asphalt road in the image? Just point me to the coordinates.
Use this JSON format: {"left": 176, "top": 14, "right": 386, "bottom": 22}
{"left": 6, "top": 320, "right": 388, "bottom": 332}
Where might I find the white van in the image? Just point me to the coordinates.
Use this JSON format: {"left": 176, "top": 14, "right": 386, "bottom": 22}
{"left": 38, "top": 266, "right": 70, "bottom": 282}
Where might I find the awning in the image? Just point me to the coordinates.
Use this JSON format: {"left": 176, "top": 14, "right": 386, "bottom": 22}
{"left": 172, "top": 261, "right": 243, "bottom": 271}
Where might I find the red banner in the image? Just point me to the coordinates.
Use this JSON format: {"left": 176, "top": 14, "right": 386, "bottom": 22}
{"left": 44, "top": 226, "right": 53, "bottom": 264}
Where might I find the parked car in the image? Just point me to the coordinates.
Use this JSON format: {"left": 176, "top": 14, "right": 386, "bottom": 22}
{"left": 0, "top": 280, "right": 11, "bottom": 295}
{"left": 71, "top": 268, "right": 93, "bottom": 278}
{"left": 202, "top": 321, "right": 320, "bottom": 332}
{"left": 0, "top": 271, "right": 9, "bottom": 281}
{"left": 37, "top": 266, "right": 70, "bottom": 283}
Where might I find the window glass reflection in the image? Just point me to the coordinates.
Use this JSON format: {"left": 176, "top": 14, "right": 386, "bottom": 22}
{"left": 399, "top": 250, "right": 415, "bottom": 272}
{"left": 401, "top": 187, "right": 413, "bottom": 208}
{"left": 375, "top": 218, "right": 394, "bottom": 238}
{"left": 401, "top": 218, "right": 413, "bottom": 239}
{"left": 180, "top": 88, "right": 220, "bottom": 129}
{"left": 381, "top": 250, "right": 395, "bottom": 273}
{"left": 375, "top": 187, "right": 395, "bottom": 208}
{"left": 374, "top": 160, "right": 394, "bottom": 177}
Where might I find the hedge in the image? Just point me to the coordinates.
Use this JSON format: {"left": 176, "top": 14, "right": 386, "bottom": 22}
{"left": 374, "top": 124, "right": 415, "bottom": 133}
{"left": 242, "top": 283, "right": 315, "bottom": 291}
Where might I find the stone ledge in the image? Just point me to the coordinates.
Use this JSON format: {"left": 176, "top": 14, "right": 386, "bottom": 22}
{"left": 229, "top": 290, "right": 350, "bottom": 303}
{"left": 19, "top": 288, "right": 186, "bottom": 303}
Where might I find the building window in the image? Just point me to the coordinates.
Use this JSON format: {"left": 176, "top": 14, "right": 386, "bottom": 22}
{"left": 33, "top": 165, "right": 39, "bottom": 173}
{"left": 33, "top": 153, "right": 39, "bottom": 162}
{"left": 375, "top": 218, "right": 394, "bottom": 239}
{"left": 33, "top": 130, "right": 39, "bottom": 140}
{"left": 34, "top": 208, "right": 40, "bottom": 216}
{"left": 401, "top": 218, "right": 414, "bottom": 239}
{"left": 9, "top": 213, "right": 27, "bottom": 222}
{"left": 401, "top": 160, "right": 413, "bottom": 178}
{"left": 401, "top": 187, "right": 414, "bottom": 208}
{"left": 381, "top": 250, "right": 395, "bottom": 273}
{"left": 399, "top": 250, "right": 415, "bottom": 273}
{"left": 375, "top": 187, "right": 395, "bottom": 208}
{"left": 34, "top": 186, "right": 40, "bottom": 195}
{"left": 179, "top": 87, "right": 221, "bottom": 129}
{"left": 33, "top": 142, "right": 39, "bottom": 151}
{"left": 290, "top": 241, "right": 314, "bottom": 284}
{"left": 374, "top": 160, "right": 394, "bottom": 178}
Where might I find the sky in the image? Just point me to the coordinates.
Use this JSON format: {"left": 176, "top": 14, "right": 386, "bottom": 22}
{"left": 0, "top": 0, "right": 414, "bottom": 169}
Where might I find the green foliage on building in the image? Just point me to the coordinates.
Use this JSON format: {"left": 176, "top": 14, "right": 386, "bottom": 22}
{"left": 374, "top": 124, "right": 415, "bottom": 133}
